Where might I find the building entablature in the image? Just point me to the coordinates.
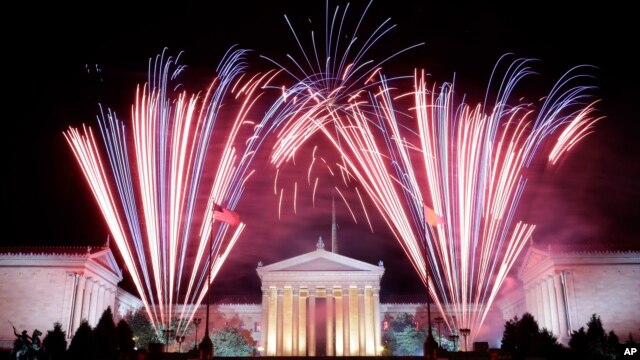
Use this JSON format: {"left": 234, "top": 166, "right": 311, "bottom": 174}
{"left": 259, "top": 274, "right": 382, "bottom": 292}
{"left": 518, "top": 246, "right": 640, "bottom": 286}
{"left": 257, "top": 246, "right": 384, "bottom": 294}
{"left": 0, "top": 246, "right": 123, "bottom": 287}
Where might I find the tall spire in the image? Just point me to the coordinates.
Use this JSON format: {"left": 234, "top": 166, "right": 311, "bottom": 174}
{"left": 331, "top": 191, "right": 338, "bottom": 253}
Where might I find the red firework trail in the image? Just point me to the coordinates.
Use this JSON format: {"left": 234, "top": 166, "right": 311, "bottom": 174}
{"left": 64, "top": 48, "right": 279, "bottom": 335}
{"left": 271, "top": 57, "right": 599, "bottom": 342}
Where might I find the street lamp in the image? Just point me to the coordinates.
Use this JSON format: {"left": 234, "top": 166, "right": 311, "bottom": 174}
{"left": 434, "top": 317, "right": 444, "bottom": 348}
{"left": 423, "top": 222, "right": 438, "bottom": 360}
{"left": 199, "top": 209, "right": 215, "bottom": 359}
{"left": 193, "top": 318, "right": 202, "bottom": 350}
{"left": 448, "top": 334, "right": 459, "bottom": 352}
{"left": 459, "top": 328, "right": 471, "bottom": 352}
{"left": 162, "top": 328, "right": 175, "bottom": 352}
{"left": 176, "top": 335, "right": 186, "bottom": 353}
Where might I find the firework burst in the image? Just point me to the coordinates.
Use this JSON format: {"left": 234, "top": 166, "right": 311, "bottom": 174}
{"left": 263, "top": 0, "right": 422, "bottom": 219}
{"left": 64, "top": 48, "right": 279, "bottom": 335}
{"left": 271, "top": 56, "right": 600, "bottom": 341}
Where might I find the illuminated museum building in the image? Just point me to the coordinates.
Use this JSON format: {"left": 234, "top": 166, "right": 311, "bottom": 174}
{"left": 1, "top": 240, "right": 639, "bottom": 353}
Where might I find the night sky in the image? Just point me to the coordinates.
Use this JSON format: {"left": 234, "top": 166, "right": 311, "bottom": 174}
{"left": 3, "top": 2, "right": 638, "bottom": 301}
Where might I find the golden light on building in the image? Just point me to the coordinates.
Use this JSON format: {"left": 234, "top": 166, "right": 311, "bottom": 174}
{"left": 256, "top": 238, "right": 384, "bottom": 356}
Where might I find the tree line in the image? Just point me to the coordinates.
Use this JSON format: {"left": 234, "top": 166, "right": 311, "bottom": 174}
{"left": 9, "top": 306, "right": 255, "bottom": 360}
{"left": 382, "top": 311, "right": 637, "bottom": 359}
{"left": 15, "top": 307, "right": 636, "bottom": 359}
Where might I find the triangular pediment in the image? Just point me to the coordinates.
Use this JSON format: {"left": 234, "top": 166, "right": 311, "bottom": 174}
{"left": 284, "top": 257, "right": 366, "bottom": 271}
{"left": 258, "top": 248, "right": 384, "bottom": 275}
{"left": 518, "top": 246, "right": 550, "bottom": 277}
{"left": 89, "top": 247, "right": 123, "bottom": 279}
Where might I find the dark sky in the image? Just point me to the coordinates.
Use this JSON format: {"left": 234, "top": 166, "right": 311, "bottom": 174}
{"left": 3, "top": 1, "right": 638, "bottom": 300}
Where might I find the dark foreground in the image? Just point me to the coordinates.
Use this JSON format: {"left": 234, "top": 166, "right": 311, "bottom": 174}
{"left": 0, "top": 349, "right": 510, "bottom": 360}
{"left": 144, "top": 352, "right": 509, "bottom": 360}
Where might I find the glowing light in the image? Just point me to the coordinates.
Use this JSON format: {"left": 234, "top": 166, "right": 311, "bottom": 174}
{"left": 65, "top": 48, "right": 276, "bottom": 335}
{"left": 270, "top": 57, "right": 598, "bottom": 342}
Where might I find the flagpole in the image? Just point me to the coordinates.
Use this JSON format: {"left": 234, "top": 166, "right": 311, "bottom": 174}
{"left": 424, "top": 209, "right": 437, "bottom": 360}
{"left": 200, "top": 209, "right": 214, "bottom": 359}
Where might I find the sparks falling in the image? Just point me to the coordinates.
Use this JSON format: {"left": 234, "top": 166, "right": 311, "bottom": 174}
{"left": 64, "top": 48, "right": 278, "bottom": 335}
{"left": 264, "top": 0, "right": 422, "bottom": 220}
{"left": 271, "top": 56, "right": 599, "bottom": 342}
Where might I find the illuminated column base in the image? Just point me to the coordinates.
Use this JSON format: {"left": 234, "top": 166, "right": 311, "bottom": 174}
{"left": 545, "top": 276, "right": 560, "bottom": 336}
{"left": 266, "top": 287, "right": 277, "bottom": 356}
{"left": 373, "top": 288, "right": 381, "bottom": 355}
{"left": 554, "top": 273, "right": 568, "bottom": 338}
{"left": 348, "top": 286, "right": 359, "bottom": 355}
{"left": 364, "top": 286, "right": 375, "bottom": 356}
{"left": 298, "top": 288, "right": 308, "bottom": 356}
{"left": 283, "top": 286, "right": 293, "bottom": 355}
{"left": 334, "top": 288, "right": 344, "bottom": 356}
{"left": 327, "top": 293, "right": 334, "bottom": 356}
{"left": 308, "top": 292, "right": 316, "bottom": 356}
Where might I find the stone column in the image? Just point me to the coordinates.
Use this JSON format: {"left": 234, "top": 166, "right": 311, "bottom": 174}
{"left": 348, "top": 286, "right": 359, "bottom": 355}
{"left": 553, "top": 273, "right": 568, "bottom": 339}
{"left": 535, "top": 282, "right": 544, "bottom": 326}
{"left": 108, "top": 288, "right": 116, "bottom": 313}
{"left": 343, "top": 286, "right": 350, "bottom": 356}
{"left": 524, "top": 286, "right": 532, "bottom": 320}
{"left": 276, "top": 288, "right": 284, "bottom": 356}
{"left": 293, "top": 289, "right": 299, "bottom": 355}
{"left": 81, "top": 278, "right": 93, "bottom": 323}
{"left": 308, "top": 290, "right": 316, "bottom": 356}
{"left": 545, "top": 276, "right": 560, "bottom": 336}
{"left": 528, "top": 285, "right": 538, "bottom": 321}
{"left": 358, "top": 287, "right": 365, "bottom": 355}
{"left": 327, "top": 292, "right": 335, "bottom": 356}
{"left": 283, "top": 286, "right": 293, "bottom": 355}
{"left": 540, "top": 279, "right": 552, "bottom": 330}
{"left": 261, "top": 289, "right": 269, "bottom": 353}
{"left": 266, "top": 287, "right": 277, "bottom": 356}
{"left": 97, "top": 285, "right": 105, "bottom": 322}
{"left": 529, "top": 283, "right": 537, "bottom": 323}
{"left": 562, "top": 271, "right": 577, "bottom": 333}
{"left": 334, "top": 288, "right": 344, "bottom": 356}
{"left": 61, "top": 273, "right": 76, "bottom": 337}
{"left": 71, "top": 275, "right": 86, "bottom": 334}
{"left": 88, "top": 281, "right": 99, "bottom": 326}
{"left": 364, "top": 287, "right": 375, "bottom": 356}
{"left": 298, "top": 288, "right": 308, "bottom": 356}
{"left": 373, "top": 287, "right": 382, "bottom": 355}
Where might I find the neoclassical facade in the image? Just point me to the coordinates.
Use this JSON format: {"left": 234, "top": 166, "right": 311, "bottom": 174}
{"left": 3, "top": 242, "right": 637, "bottom": 353}
{"left": 497, "top": 245, "right": 640, "bottom": 344}
{"left": 256, "top": 238, "right": 385, "bottom": 356}
{"left": 0, "top": 246, "right": 142, "bottom": 349}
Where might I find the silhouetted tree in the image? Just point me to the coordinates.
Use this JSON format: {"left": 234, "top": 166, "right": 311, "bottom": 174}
{"left": 396, "top": 326, "right": 426, "bottom": 355}
{"left": 123, "top": 309, "right": 158, "bottom": 350}
{"left": 67, "top": 320, "right": 94, "bottom": 360}
{"left": 43, "top": 322, "right": 67, "bottom": 360}
{"left": 586, "top": 314, "right": 608, "bottom": 359}
{"left": 624, "top": 333, "right": 637, "bottom": 346}
{"left": 381, "top": 312, "right": 429, "bottom": 356}
{"left": 501, "top": 313, "right": 565, "bottom": 360}
{"left": 534, "top": 328, "right": 566, "bottom": 359}
{"left": 568, "top": 314, "right": 620, "bottom": 359}
{"left": 606, "top": 331, "right": 620, "bottom": 358}
{"left": 569, "top": 327, "right": 589, "bottom": 359}
{"left": 211, "top": 326, "right": 252, "bottom": 356}
{"left": 116, "top": 319, "right": 135, "bottom": 360}
{"left": 94, "top": 307, "right": 118, "bottom": 360}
